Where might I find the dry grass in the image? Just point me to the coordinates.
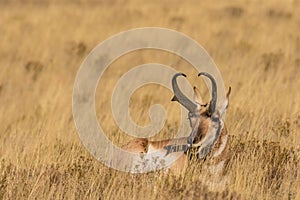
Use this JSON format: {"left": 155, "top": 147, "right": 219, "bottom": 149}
{"left": 0, "top": 0, "right": 300, "bottom": 199}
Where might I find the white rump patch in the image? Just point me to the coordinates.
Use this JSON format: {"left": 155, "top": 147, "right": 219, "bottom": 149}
{"left": 129, "top": 144, "right": 183, "bottom": 173}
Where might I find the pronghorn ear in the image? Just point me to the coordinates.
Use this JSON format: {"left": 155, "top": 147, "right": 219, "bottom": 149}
{"left": 193, "top": 86, "right": 204, "bottom": 105}
{"left": 219, "top": 87, "right": 231, "bottom": 115}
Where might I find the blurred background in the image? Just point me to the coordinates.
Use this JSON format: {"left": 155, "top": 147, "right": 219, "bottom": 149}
{"left": 0, "top": 0, "right": 299, "bottom": 199}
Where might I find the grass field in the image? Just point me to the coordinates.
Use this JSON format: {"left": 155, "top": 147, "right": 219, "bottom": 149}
{"left": 0, "top": 0, "right": 300, "bottom": 199}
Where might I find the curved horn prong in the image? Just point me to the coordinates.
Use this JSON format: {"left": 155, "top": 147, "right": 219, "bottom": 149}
{"left": 198, "top": 72, "right": 217, "bottom": 114}
{"left": 172, "top": 73, "right": 197, "bottom": 112}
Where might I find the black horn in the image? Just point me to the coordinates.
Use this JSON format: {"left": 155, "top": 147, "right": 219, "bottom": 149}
{"left": 171, "top": 73, "right": 197, "bottom": 112}
{"left": 198, "top": 72, "right": 217, "bottom": 114}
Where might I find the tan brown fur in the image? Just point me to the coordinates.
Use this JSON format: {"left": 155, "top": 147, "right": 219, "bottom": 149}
{"left": 121, "top": 81, "right": 231, "bottom": 180}
{"left": 122, "top": 138, "right": 149, "bottom": 153}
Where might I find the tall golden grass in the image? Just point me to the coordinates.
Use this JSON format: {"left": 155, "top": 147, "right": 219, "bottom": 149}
{"left": 0, "top": 0, "right": 299, "bottom": 199}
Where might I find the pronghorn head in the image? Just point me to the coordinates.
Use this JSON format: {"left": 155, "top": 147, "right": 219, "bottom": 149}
{"left": 171, "top": 72, "right": 231, "bottom": 158}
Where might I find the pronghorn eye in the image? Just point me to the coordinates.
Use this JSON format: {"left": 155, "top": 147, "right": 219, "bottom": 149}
{"left": 201, "top": 103, "right": 208, "bottom": 107}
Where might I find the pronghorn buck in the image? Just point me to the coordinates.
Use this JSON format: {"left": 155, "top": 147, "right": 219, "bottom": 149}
{"left": 122, "top": 72, "right": 231, "bottom": 178}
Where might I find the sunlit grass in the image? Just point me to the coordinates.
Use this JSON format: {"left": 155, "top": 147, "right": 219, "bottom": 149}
{"left": 0, "top": 0, "right": 299, "bottom": 199}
